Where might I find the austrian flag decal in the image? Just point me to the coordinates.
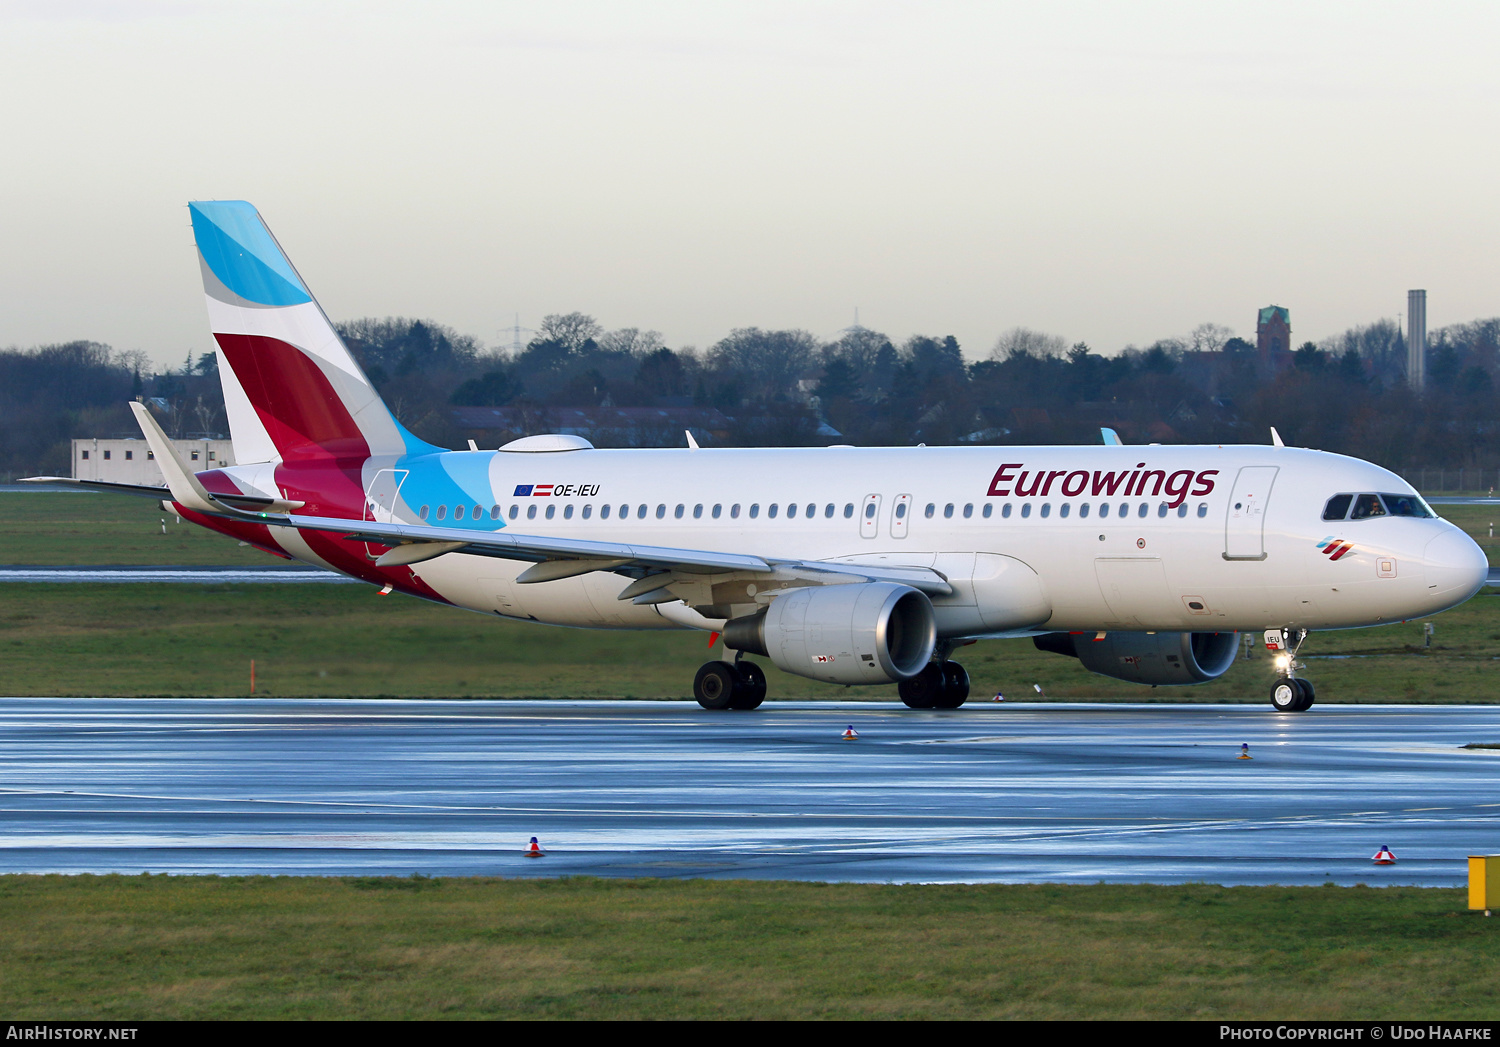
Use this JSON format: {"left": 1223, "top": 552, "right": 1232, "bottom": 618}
{"left": 1317, "top": 536, "right": 1355, "bottom": 561}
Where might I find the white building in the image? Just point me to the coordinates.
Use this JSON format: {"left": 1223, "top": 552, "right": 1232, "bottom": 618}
{"left": 72, "top": 437, "right": 236, "bottom": 485}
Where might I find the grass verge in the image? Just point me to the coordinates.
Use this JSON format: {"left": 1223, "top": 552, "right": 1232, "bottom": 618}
{"left": 0, "top": 876, "right": 1493, "bottom": 1020}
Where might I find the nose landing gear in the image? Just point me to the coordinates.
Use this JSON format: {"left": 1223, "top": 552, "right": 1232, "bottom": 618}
{"left": 1266, "top": 627, "right": 1315, "bottom": 712}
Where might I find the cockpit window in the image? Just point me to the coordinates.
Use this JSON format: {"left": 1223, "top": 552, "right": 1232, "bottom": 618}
{"left": 1349, "top": 494, "right": 1386, "bottom": 520}
{"left": 1379, "top": 493, "right": 1434, "bottom": 518}
{"left": 1322, "top": 494, "right": 1353, "bottom": 521}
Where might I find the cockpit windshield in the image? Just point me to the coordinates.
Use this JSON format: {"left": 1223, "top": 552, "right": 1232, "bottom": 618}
{"left": 1322, "top": 492, "right": 1435, "bottom": 521}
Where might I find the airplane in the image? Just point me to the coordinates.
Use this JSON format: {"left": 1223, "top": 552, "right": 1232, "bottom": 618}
{"left": 25, "top": 201, "right": 1490, "bottom": 712}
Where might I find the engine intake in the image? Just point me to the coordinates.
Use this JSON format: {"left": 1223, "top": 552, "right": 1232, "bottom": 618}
{"left": 1033, "top": 630, "right": 1239, "bottom": 686}
{"left": 724, "top": 582, "right": 936, "bottom": 685}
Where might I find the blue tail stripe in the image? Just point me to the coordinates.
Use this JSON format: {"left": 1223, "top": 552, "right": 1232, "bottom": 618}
{"left": 190, "top": 201, "right": 312, "bottom": 307}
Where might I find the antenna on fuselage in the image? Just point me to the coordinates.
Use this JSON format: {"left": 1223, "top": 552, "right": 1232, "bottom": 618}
{"left": 1100, "top": 427, "right": 1123, "bottom": 446}
{"left": 1270, "top": 427, "right": 1286, "bottom": 448}
{"left": 685, "top": 430, "right": 700, "bottom": 451}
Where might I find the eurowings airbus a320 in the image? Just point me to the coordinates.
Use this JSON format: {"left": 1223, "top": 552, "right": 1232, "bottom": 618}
{"left": 27, "top": 202, "right": 1490, "bottom": 712}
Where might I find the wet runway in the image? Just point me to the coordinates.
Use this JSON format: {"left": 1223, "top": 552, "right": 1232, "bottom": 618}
{"left": 0, "top": 565, "right": 353, "bottom": 583}
{"left": 1, "top": 698, "right": 1497, "bottom": 886}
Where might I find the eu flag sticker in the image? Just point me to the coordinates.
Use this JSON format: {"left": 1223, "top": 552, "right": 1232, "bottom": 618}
{"left": 513, "top": 484, "right": 533, "bottom": 496}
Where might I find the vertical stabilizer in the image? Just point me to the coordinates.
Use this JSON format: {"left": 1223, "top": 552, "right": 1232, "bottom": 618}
{"left": 189, "top": 201, "right": 439, "bottom": 465}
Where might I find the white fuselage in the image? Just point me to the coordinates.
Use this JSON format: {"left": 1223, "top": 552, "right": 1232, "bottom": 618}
{"left": 225, "top": 442, "right": 1489, "bottom": 639}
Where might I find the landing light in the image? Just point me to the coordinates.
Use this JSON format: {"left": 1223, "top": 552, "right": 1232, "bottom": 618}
{"left": 1275, "top": 654, "right": 1291, "bottom": 670}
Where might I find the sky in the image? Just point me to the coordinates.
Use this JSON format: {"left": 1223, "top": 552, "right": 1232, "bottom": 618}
{"left": 1, "top": 0, "right": 1496, "bottom": 369}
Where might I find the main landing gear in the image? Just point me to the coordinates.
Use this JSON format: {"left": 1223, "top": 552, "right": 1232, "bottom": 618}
{"left": 1267, "top": 627, "right": 1316, "bottom": 712}
{"left": 898, "top": 660, "right": 970, "bottom": 709}
{"left": 693, "top": 658, "right": 767, "bottom": 710}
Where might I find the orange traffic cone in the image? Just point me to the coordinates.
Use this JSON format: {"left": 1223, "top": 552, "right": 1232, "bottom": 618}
{"left": 1238, "top": 743, "right": 1252, "bottom": 760}
{"left": 524, "top": 836, "right": 546, "bottom": 858}
{"left": 1372, "top": 846, "right": 1396, "bottom": 865}
{"left": 842, "top": 725, "right": 859, "bottom": 740}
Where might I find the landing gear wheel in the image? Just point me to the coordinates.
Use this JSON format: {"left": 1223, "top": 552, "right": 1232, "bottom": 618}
{"left": 899, "top": 663, "right": 945, "bottom": 709}
{"left": 730, "top": 662, "right": 767, "bottom": 710}
{"left": 933, "top": 661, "right": 970, "bottom": 708}
{"left": 694, "top": 661, "right": 739, "bottom": 710}
{"left": 1271, "top": 678, "right": 1303, "bottom": 712}
{"left": 1293, "top": 678, "right": 1316, "bottom": 712}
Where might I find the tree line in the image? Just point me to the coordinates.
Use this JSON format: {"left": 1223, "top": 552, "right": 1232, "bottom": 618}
{"left": 1, "top": 312, "right": 1497, "bottom": 479}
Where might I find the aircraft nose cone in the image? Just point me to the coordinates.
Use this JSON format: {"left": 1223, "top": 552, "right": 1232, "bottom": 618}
{"left": 1423, "top": 529, "right": 1489, "bottom": 602}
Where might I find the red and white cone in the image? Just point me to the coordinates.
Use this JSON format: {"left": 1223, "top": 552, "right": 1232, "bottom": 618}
{"left": 842, "top": 725, "right": 859, "bottom": 740}
{"left": 1372, "top": 846, "right": 1396, "bottom": 865}
{"left": 524, "top": 836, "right": 546, "bottom": 858}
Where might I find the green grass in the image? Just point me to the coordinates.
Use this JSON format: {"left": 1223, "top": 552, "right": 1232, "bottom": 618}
{"left": 0, "top": 876, "right": 1494, "bottom": 1020}
{"left": 0, "top": 491, "right": 273, "bottom": 565}
{"left": 0, "top": 581, "right": 1494, "bottom": 700}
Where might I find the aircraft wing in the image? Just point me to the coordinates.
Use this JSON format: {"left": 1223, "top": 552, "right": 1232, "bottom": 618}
{"left": 257, "top": 511, "right": 954, "bottom": 596}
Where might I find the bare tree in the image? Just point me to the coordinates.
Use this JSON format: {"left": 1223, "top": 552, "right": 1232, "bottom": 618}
{"left": 597, "top": 327, "right": 665, "bottom": 357}
{"left": 536, "top": 312, "right": 604, "bottom": 351}
{"left": 1188, "top": 322, "right": 1235, "bottom": 354}
{"left": 990, "top": 327, "right": 1066, "bottom": 361}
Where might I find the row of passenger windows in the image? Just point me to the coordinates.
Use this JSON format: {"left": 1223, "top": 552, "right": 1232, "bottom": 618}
{"left": 413, "top": 500, "right": 1212, "bottom": 522}
{"left": 1322, "top": 492, "right": 1434, "bottom": 521}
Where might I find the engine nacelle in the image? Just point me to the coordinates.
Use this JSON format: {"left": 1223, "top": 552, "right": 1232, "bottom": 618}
{"left": 1033, "top": 630, "right": 1239, "bottom": 685}
{"left": 724, "top": 582, "right": 936, "bottom": 685}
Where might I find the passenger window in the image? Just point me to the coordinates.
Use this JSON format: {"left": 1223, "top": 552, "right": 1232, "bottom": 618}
{"left": 983, "top": 504, "right": 993, "bottom": 519}
{"left": 749, "top": 504, "right": 760, "bottom": 518}
{"left": 1137, "top": 503, "right": 1148, "bottom": 518}
{"left": 526, "top": 505, "right": 537, "bottom": 520}
{"left": 1322, "top": 494, "right": 1353, "bottom": 521}
{"left": 1157, "top": 503, "right": 1168, "bottom": 518}
{"left": 546, "top": 505, "right": 556, "bottom": 520}
{"left": 822, "top": 504, "right": 832, "bottom": 518}
{"left": 582, "top": 505, "right": 592, "bottom": 519}
{"left": 693, "top": 504, "right": 703, "bottom": 519}
{"left": 1177, "top": 504, "right": 1187, "bottom": 518}
{"left": 844, "top": 503, "right": 854, "bottom": 518}
{"left": 732, "top": 504, "right": 742, "bottom": 519}
{"left": 1000, "top": 504, "right": 1010, "bottom": 518}
{"left": 896, "top": 503, "right": 908, "bottom": 519}
{"left": 1099, "top": 504, "right": 1110, "bottom": 518}
{"left": 509, "top": 505, "right": 519, "bottom": 520}
{"left": 807, "top": 503, "right": 816, "bottom": 518}
{"left": 712, "top": 504, "right": 722, "bottom": 519}
{"left": 1350, "top": 494, "right": 1386, "bottom": 520}
{"left": 787, "top": 504, "right": 797, "bottom": 519}
{"left": 963, "top": 504, "right": 973, "bottom": 519}
{"left": 1059, "top": 504, "right": 1070, "bottom": 518}
{"left": 943, "top": 504, "right": 954, "bottom": 519}
{"left": 1196, "top": 503, "right": 1208, "bottom": 518}
{"left": 419, "top": 505, "right": 429, "bottom": 520}
{"left": 437, "top": 505, "right": 448, "bottom": 521}
{"left": 769, "top": 504, "right": 779, "bottom": 519}
{"left": 1380, "top": 493, "right": 1432, "bottom": 518}
{"left": 923, "top": 503, "right": 934, "bottom": 518}
{"left": 1040, "top": 503, "right": 1051, "bottom": 518}
{"left": 656, "top": 504, "right": 666, "bottom": 519}
{"left": 473, "top": 504, "right": 482, "bottom": 519}
{"left": 1079, "top": 503, "right": 1090, "bottom": 518}
{"left": 1021, "top": 504, "right": 1031, "bottom": 518}
{"left": 638, "top": 505, "right": 648, "bottom": 519}
{"left": 455, "top": 505, "right": 465, "bottom": 520}
{"left": 490, "top": 505, "right": 500, "bottom": 520}
{"left": 563, "top": 505, "right": 573, "bottom": 520}
{"left": 674, "top": 504, "right": 684, "bottom": 519}
{"left": 600, "top": 504, "right": 611, "bottom": 519}
{"left": 864, "top": 503, "right": 876, "bottom": 519}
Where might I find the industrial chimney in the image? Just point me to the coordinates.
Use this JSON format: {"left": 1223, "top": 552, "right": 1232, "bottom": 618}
{"left": 1407, "top": 289, "right": 1427, "bottom": 390}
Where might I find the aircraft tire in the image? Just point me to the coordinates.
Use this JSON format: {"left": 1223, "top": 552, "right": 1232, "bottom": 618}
{"left": 933, "top": 661, "right": 970, "bottom": 708}
{"left": 1270, "top": 679, "right": 1301, "bottom": 712}
{"left": 694, "top": 661, "right": 739, "bottom": 710}
{"left": 1293, "top": 678, "right": 1316, "bottom": 711}
{"left": 730, "top": 662, "right": 767, "bottom": 710}
{"left": 899, "top": 663, "right": 945, "bottom": 709}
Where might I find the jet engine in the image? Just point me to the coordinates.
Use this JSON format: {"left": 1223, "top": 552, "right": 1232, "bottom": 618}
{"left": 1033, "top": 630, "right": 1239, "bottom": 685}
{"left": 724, "top": 581, "right": 936, "bottom": 685}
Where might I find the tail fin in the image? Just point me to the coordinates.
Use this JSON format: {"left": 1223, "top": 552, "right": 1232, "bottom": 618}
{"left": 189, "top": 200, "right": 440, "bottom": 465}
